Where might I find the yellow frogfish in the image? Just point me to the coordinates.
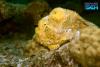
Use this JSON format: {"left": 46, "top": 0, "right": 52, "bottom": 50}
{"left": 34, "top": 7, "right": 93, "bottom": 50}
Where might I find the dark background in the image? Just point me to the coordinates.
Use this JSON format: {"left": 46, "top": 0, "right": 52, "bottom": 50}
{"left": 6, "top": 0, "right": 100, "bottom": 27}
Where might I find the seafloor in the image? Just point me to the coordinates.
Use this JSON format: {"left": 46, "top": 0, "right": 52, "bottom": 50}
{"left": 0, "top": 0, "right": 100, "bottom": 67}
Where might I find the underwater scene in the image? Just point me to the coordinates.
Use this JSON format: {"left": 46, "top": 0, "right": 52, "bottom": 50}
{"left": 0, "top": 0, "right": 100, "bottom": 67}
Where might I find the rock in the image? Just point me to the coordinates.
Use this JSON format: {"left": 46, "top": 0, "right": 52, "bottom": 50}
{"left": 0, "top": 1, "right": 15, "bottom": 21}
{"left": 0, "top": 1, "right": 26, "bottom": 35}
{"left": 24, "top": 1, "right": 50, "bottom": 26}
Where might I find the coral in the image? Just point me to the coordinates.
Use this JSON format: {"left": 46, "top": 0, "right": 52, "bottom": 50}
{"left": 69, "top": 27, "right": 100, "bottom": 67}
{"left": 25, "top": 40, "right": 79, "bottom": 67}
{"left": 25, "top": 7, "right": 99, "bottom": 67}
{"left": 25, "top": 39, "right": 48, "bottom": 56}
{"left": 34, "top": 7, "right": 93, "bottom": 50}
